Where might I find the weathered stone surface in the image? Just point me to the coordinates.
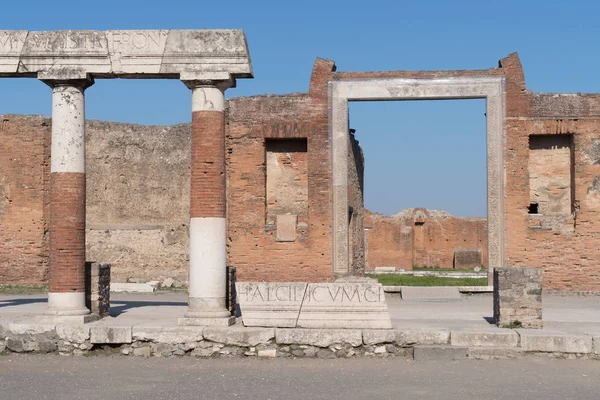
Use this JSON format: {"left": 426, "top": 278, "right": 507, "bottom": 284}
{"left": 90, "top": 326, "right": 132, "bottom": 344}
{"left": 6, "top": 335, "right": 57, "bottom": 353}
{"left": 362, "top": 329, "right": 396, "bottom": 345}
{"left": 396, "top": 330, "right": 451, "bottom": 346}
{"left": 275, "top": 328, "right": 362, "bottom": 347}
{"left": 133, "top": 346, "right": 151, "bottom": 357}
{"left": 276, "top": 215, "right": 297, "bottom": 242}
{"left": 86, "top": 262, "right": 110, "bottom": 317}
{"left": 132, "top": 326, "right": 203, "bottom": 343}
{"left": 518, "top": 330, "right": 592, "bottom": 353}
{"left": 468, "top": 347, "right": 523, "bottom": 360}
{"left": 453, "top": 248, "right": 482, "bottom": 269}
{"left": 494, "top": 267, "right": 543, "bottom": 329}
{"left": 177, "top": 317, "right": 235, "bottom": 327}
{"left": 400, "top": 286, "right": 461, "bottom": 301}
{"left": 111, "top": 283, "right": 156, "bottom": 293}
{"left": 238, "top": 282, "right": 391, "bottom": 329}
{"left": 362, "top": 329, "right": 451, "bottom": 346}
{"left": 203, "top": 327, "right": 274, "bottom": 347}
{"left": 451, "top": 329, "right": 519, "bottom": 348}
{"left": 593, "top": 335, "right": 600, "bottom": 355}
{"left": 257, "top": 348, "right": 277, "bottom": 358}
{"left": 297, "top": 283, "right": 392, "bottom": 329}
{"left": 35, "top": 314, "right": 100, "bottom": 324}
{"left": 0, "top": 30, "right": 252, "bottom": 80}
{"left": 56, "top": 325, "right": 90, "bottom": 343}
{"left": 413, "top": 345, "right": 468, "bottom": 361}
{"left": 236, "top": 282, "right": 307, "bottom": 328}
{"left": 8, "top": 323, "right": 55, "bottom": 335}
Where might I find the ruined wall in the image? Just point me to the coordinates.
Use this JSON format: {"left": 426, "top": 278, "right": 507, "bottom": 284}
{"left": 0, "top": 116, "right": 191, "bottom": 284}
{"left": 0, "top": 115, "right": 50, "bottom": 284}
{"left": 85, "top": 121, "right": 191, "bottom": 283}
{"left": 3, "top": 53, "right": 600, "bottom": 291}
{"left": 365, "top": 209, "right": 487, "bottom": 270}
{"left": 226, "top": 58, "right": 336, "bottom": 282}
{"left": 505, "top": 105, "right": 600, "bottom": 291}
{"left": 348, "top": 131, "right": 365, "bottom": 275}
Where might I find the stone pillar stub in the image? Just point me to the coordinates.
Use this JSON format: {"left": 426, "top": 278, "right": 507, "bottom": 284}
{"left": 494, "top": 267, "right": 543, "bottom": 329}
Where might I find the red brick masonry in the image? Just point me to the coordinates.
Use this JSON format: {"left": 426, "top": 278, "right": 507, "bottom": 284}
{"left": 191, "top": 110, "right": 226, "bottom": 219}
{"left": 49, "top": 172, "right": 86, "bottom": 293}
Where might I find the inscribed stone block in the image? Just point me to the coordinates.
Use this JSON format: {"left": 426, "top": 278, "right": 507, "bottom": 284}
{"left": 296, "top": 283, "right": 392, "bottom": 329}
{"left": 236, "top": 282, "right": 307, "bottom": 327}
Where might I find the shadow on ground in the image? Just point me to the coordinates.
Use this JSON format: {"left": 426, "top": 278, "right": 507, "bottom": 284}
{"left": 110, "top": 300, "right": 187, "bottom": 317}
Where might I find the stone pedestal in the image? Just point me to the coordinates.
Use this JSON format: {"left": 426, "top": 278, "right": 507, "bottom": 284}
{"left": 85, "top": 262, "right": 111, "bottom": 318}
{"left": 44, "top": 79, "right": 94, "bottom": 317}
{"left": 179, "top": 79, "right": 234, "bottom": 326}
{"left": 493, "top": 267, "right": 543, "bottom": 329}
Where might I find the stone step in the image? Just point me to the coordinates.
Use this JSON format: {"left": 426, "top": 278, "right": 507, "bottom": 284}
{"left": 413, "top": 345, "right": 468, "bottom": 361}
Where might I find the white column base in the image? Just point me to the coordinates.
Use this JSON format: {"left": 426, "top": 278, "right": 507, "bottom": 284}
{"left": 45, "top": 292, "right": 90, "bottom": 316}
{"left": 185, "top": 217, "right": 230, "bottom": 321}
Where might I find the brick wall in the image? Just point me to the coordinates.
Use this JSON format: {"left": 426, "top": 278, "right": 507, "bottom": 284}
{"left": 0, "top": 115, "right": 50, "bottom": 284}
{"left": 365, "top": 209, "right": 487, "bottom": 270}
{"left": 2, "top": 53, "right": 600, "bottom": 291}
{"left": 226, "top": 58, "right": 336, "bottom": 282}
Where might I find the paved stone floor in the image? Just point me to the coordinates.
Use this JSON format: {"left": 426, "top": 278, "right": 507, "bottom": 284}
{"left": 1, "top": 292, "right": 599, "bottom": 333}
{"left": 0, "top": 354, "right": 598, "bottom": 399}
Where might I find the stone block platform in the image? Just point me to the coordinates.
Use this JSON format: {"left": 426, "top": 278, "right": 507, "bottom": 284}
{"left": 0, "top": 292, "right": 599, "bottom": 360}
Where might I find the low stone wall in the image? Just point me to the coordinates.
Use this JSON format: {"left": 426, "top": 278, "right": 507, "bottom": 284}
{"left": 1, "top": 323, "right": 598, "bottom": 360}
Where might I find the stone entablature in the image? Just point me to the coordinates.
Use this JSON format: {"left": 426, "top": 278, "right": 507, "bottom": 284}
{"left": 0, "top": 30, "right": 252, "bottom": 80}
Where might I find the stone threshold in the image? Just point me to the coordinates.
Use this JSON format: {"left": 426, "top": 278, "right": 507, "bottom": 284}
{"left": 1, "top": 321, "right": 598, "bottom": 360}
{"left": 383, "top": 286, "right": 493, "bottom": 294}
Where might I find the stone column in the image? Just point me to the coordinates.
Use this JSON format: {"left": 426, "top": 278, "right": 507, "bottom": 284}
{"left": 43, "top": 79, "right": 96, "bottom": 321}
{"left": 180, "top": 79, "right": 234, "bottom": 326}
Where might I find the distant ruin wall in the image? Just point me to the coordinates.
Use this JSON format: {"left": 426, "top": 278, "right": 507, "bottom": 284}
{"left": 365, "top": 209, "right": 488, "bottom": 270}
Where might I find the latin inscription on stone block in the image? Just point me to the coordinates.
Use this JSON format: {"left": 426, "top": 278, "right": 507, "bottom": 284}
{"left": 298, "top": 283, "right": 392, "bottom": 329}
{"left": 0, "top": 30, "right": 252, "bottom": 79}
{"left": 236, "top": 282, "right": 392, "bottom": 329}
{"left": 236, "top": 282, "right": 307, "bottom": 328}
{"left": 0, "top": 30, "right": 28, "bottom": 73}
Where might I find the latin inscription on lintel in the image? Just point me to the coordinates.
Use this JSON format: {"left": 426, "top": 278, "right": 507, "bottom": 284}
{"left": 0, "top": 30, "right": 253, "bottom": 79}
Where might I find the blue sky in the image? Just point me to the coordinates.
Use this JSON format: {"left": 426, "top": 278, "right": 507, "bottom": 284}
{"left": 1, "top": 0, "right": 598, "bottom": 216}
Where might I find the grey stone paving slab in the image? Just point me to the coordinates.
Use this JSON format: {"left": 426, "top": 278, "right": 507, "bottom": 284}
{"left": 518, "top": 330, "right": 593, "bottom": 353}
{"left": 413, "top": 345, "right": 468, "bottom": 361}
{"left": 451, "top": 328, "right": 519, "bottom": 347}
{"left": 401, "top": 286, "right": 462, "bottom": 302}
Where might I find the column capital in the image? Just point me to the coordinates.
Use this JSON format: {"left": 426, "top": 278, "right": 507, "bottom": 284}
{"left": 40, "top": 77, "right": 95, "bottom": 92}
{"left": 182, "top": 77, "right": 235, "bottom": 92}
